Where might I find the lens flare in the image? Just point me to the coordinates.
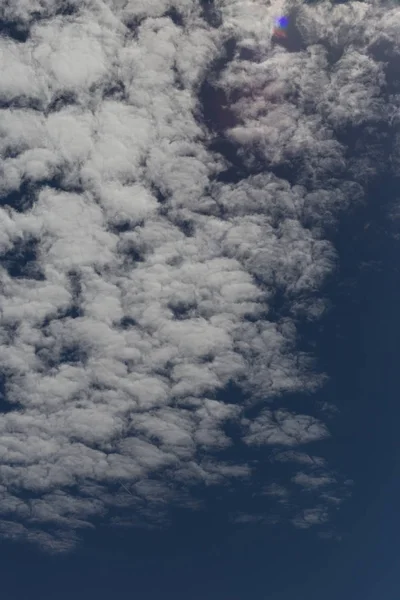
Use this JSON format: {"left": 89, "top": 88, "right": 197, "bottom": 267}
{"left": 273, "top": 15, "right": 289, "bottom": 40}
{"left": 276, "top": 16, "right": 289, "bottom": 28}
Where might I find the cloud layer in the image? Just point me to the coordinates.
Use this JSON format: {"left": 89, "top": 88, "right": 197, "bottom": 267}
{"left": 0, "top": 0, "right": 398, "bottom": 552}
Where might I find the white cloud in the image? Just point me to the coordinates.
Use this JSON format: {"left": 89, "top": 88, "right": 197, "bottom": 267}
{"left": 0, "top": 0, "right": 398, "bottom": 551}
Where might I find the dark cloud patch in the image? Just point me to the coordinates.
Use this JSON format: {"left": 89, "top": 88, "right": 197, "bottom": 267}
{"left": 62, "top": 306, "right": 82, "bottom": 319}
{"left": 199, "top": 80, "right": 237, "bottom": 133}
{"left": 124, "top": 15, "right": 147, "bottom": 39}
{"left": 118, "top": 239, "right": 146, "bottom": 265}
{"left": 164, "top": 7, "right": 184, "bottom": 27}
{"left": 59, "top": 343, "right": 88, "bottom": 366}
{"left": 0, "top": 180, "right": 64, "bottom": 212}
{"left": 1, "top": 147, "right": 21, "bottom": 161}
{"left": 65, "top": 270, "right": 84, "bottom": 318}
{"left": 173, "top": 64, "right": 185, "bottom": 91}
{"left": 41, "top": 304, "right": 83, "bottom": 327}
{"left": 171, "top": 216, "right": 195, "bottom": 237}
{"left": 197, "top": 39, "right": 238, "bottom": 134}
{"left": 210, "top": 138, "right": 253, "bottom": 185}
{"left": 335, "top": 121, "right": 392, "bottom": 185}
{"left": 47, "top": 92, "right": 78, "bottom": 113}
{"left": 55, "top": 1, "right": 79, "bottom": 17}
{"left": 265, "top": 288, "right": 292, "bottom": 324}
{"left": 0, "top": 96, "right": 43, "bottom": 111}
{"left": 324, "top": 44, "right": 345, "bottom": 68}
{"left": 109, "top": 221, "right": 133, "bottom": 235}
{"left": 0, "top": 19, "right": 29, "bottom": 42}
{"left": 0, "top": 371, "right": 13, "bottom": 414}
{"left": 238, "top": 46, "right": 258, "bottom": 62}
{"left": 67, "top": 270, "right": 82, "bottom": 298}
{"left": 0, "top": 236, "right": 44, "bottom": 280}
{"left": 119, "top": 316, "right": 138, "bottom": 329}
{"left": 36, "top": 342, "right": 88, "bottom": 369}
{"left": 368, "top": 37, "right": 400, "bottom": 96}
{"left": 1, "top": 186, "right": 26, "bottom": 212}
{"left": 168, "top": 299, "right": 198, "bottom": 321}
{"left": 214, "top": 38, "right": 237, "bottom": 73}
{"left": 151, "top": 184, "right": 169, "bottom": 205}
{"left": 199, "top": 0, "right": 222, "bottom": 29}
{"left": 268, "top": 161, "right": 304, "bottom": 189}
{"left": 101, "top": 80, "right": 127, "bottom": 102}
{"left": 213, "top": 140, "right": 304, "bottom": 188}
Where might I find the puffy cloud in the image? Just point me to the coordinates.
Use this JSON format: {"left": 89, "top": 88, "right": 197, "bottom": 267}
{"left": 0, "top": 0, "right": 398, "bottom": 552}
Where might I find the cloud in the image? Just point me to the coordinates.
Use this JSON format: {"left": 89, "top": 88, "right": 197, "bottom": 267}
{"left": 292, "top": 506, "right": 329, "bottom": 529}
{"left": 0, "top": 0, "right": 398, "bottom": 552}
{"left": 263, "top": 483, "right": 290, "bottom": 501}
{"left": 242, "top": 409, "right": 330, "bottom": 447}
{"left": 292, "top": 472, "right": 336, "bottom": 490}
{"left": 271, "top": 450, "right": 327, "bottom": 467}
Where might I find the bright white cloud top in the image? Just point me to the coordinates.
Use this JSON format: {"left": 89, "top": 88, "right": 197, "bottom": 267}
{"left": 0, "top": 0, "right": 398, "bottom": 552}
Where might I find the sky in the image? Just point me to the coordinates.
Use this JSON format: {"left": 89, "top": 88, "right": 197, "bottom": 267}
{"left": 0, "top": 0, "right": 399, "bottom": 598}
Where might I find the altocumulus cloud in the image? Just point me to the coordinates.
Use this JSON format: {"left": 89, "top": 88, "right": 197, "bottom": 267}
{"left": 0, "top": 0, "right": 398, "bottom": 552}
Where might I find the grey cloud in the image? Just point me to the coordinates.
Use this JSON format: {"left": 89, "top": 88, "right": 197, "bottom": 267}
{"left": 292, "top": 472, "right": 336, "bottom": 490}
{"left": 242, "top": 410, "right": 330, "bottom": 447}
{"left": 263, "top": 483, "right": 290, "bottom": 500}
{"left": 292, "top": 506, "right": 329, "bottom": 529}
{"left": 271, "top": 451, "right": 327, "bottom": 467}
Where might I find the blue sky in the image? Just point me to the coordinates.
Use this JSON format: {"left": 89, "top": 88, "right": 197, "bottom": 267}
{"left": 0, "top": 0, "right": 399, "bottom": 598}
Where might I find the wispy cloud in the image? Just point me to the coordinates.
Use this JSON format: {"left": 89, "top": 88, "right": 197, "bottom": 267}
{"left": 242, "top": 410, "right": 330, "bottom": 447}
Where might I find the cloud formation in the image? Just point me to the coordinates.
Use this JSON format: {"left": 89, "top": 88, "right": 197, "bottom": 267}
{"left": 0, "top": 0, "right": 398, "bottom": 552}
